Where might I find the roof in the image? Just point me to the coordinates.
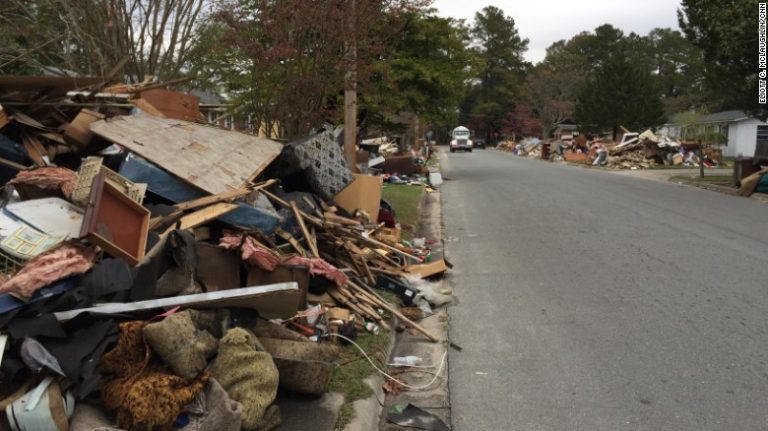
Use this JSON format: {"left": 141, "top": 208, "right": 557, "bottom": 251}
{"left": 189, "top": 89, "right": 225, "bottom": 105}
{"left": 694, "top": 110, "right": 750, "bottom": 124}
{"left": 452, "top": 126, "right": 469, "bottom": 132}
{"left": 554, "top": 124, "right": 578, "bottom": 131}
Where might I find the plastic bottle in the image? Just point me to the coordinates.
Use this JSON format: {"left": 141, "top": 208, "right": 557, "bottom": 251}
{"left": 392, "top": 356, "right": 423, "bottom": 366}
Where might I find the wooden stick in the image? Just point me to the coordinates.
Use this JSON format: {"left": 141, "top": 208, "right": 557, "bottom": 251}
{"left": 0, "top": 156, "right": 28, "bottom": 171}
{"left": 291, "top": 201, "right": 319, "bottom": 257}
{"left": 359, "top": 235, "right": 421, "bottom": 262}
{"left": 262, "top": 189, "right": 324, "bottom": 227}
{"left": 275, "top": 227, "right": 308, "bottom": 257}
{"left": 348, "top": 280, "right": 438, "bottom": 342}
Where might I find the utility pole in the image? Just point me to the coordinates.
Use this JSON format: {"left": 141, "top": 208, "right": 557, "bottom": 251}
{"left": 344, "top": 0, "right": 358, "bottom": 172}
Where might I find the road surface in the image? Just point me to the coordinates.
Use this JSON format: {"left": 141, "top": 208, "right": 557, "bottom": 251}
{"left": 442, "top": 149, "right": 768, "bottom": 430}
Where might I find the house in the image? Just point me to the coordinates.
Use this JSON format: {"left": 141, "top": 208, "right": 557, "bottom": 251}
{"left": 659, "top": 110, "right": 768, "bottom": 159}
{"left": 551, "top": 123, "right": 578, "bottom": 141}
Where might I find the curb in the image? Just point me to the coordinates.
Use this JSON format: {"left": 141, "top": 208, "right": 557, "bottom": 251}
{"left": 340, "top": 315, "right": 397, "bottom": 431}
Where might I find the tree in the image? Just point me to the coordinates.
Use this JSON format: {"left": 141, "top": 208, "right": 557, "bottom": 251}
{"left": 642, "top": 28, "right": 706, "bottom": 115}
{"left": 500, "top": 104, "right": 542, "bottom": 138}
{"left": 0, "top": 0, "right": 211, "bottom": 81}
{"left": 461, "top": 6, "right": 529, "bottom": 142}
{"left": 524, "top": 63, "right": 582, "bottom": 140}
{"left": 679, "top": 0, "right": 762, "bottom": 116}
{"left": 211, "top": 0, "right": 425, "bottom": 139}
{"left": 361, "top": 10, "right": 472, "bottom": 136}
{"left": 575, "top": 53, "right": 665, "bottom": 138}
{"left": 524, "top": 25, "right": 630, "bottom": 139}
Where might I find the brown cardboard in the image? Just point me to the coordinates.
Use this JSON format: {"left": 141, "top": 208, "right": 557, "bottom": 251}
{"left": 333, "top": 174, "right": 382, "bottom": 220}
{"left": 405, "top": 259, "right": 448, "bottom": 278}
{"left": 63, "top": 109, "right": 105, "bottom": 149}
{"left": 247, "top": 265, "right": 309, "bottom": 310}
{"left": 196, "top": 243, "right": 241, "bottom": 292}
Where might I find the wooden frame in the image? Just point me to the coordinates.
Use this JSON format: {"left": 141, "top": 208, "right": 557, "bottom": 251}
{"left": 80, "top": 171, "right": 149, "bottom": 265}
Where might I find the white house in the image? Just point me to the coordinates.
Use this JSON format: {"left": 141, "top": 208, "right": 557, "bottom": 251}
{"left": 658, "top": 110, "right": 768, "bottom": 159}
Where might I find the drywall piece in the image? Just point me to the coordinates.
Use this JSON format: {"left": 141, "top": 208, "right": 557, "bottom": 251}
{"left": 80, "top": 171, "right": 149, "bottom": 266}
{"left": 333, "top": 174, "right": 383, "bottom": 220}
{"left": 6, "top": 198, "right": 84, "bottom": 238}
{"left": 54, "top": 282, "right": 301, "bottom": 321}
{"left": 91, "top": 114, "right": 283, "bottom": 195}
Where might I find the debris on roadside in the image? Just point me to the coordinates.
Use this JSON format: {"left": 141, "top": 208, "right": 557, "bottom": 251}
{"left": 0, "top": 76, "right": 453, "bottom": 431}
{"left": 498, "top": 127, "right": 722, "bottom": 170}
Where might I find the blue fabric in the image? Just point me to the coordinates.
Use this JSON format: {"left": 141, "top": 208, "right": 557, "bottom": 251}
{"left": 755, "top": 173, "right": 768, "bottom": 194}
{"left": 120, "top": 154, "right": 279, "bottom": 232}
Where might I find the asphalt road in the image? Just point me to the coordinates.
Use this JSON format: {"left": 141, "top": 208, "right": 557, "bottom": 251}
{"left": 442, "top": 149, "right": 768, "bottom": 431}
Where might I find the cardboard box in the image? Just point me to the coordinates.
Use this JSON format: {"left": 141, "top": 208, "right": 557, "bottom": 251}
{"left": 333, "top": 174, "right": 383, "bottom": 221}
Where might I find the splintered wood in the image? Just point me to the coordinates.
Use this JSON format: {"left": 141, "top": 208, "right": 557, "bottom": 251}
{"left": 267, "top": 194, "right": 440, "bottom": 342}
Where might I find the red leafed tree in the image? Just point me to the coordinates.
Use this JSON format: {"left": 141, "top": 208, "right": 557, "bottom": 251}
{"left": 500, "top": 104, "right": 542, "bottom": 138}
{"left": 212, "top": 0, "right": 428, "bottom": 139}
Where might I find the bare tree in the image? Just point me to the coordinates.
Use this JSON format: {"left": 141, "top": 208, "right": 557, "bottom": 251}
{"left": 0, "top": 0, "right": 210, "bottom": 81}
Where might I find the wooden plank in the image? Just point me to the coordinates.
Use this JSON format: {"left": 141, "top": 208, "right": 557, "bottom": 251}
{"left": 173, "top": 179, "right": 275, "bottom": 212}
{"left": 405, "top": 259, "right": 448, "bottom": 278}
{"left": 90, "top": 115, "right": 283, "bottom": 195}
{"left": 164, "top": 203, "right": 238, "bottom": 235}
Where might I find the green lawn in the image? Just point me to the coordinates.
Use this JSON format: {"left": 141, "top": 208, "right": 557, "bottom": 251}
{"left": 381, "top": 183, "right": 424, "bottom": 241}
{"left": 329, "top": 329, "right": 391, "bottom": 429}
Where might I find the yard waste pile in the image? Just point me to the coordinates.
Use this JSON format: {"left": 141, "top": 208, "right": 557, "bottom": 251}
{"left": 0, "top": 76, "right": 451, "bottom": 431}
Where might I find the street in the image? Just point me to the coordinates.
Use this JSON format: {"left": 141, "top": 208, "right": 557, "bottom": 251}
{"left": 442, "top": 149, "right": 768, "bottom": 430}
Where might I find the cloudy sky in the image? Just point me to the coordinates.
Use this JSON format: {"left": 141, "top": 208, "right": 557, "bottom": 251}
{"left": 432, "top": 0, "right": 683, "bottom": 64}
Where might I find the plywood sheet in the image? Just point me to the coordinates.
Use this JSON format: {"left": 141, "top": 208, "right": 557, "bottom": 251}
{"left": 91, "top": 114, "right": 283, "bottom": 194}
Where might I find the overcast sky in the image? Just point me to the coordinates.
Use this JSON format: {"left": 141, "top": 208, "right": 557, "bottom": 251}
{"left": 432, "top": 0, "right": 683, "bottom": 64}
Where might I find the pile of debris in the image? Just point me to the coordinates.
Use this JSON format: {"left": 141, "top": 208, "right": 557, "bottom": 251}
{"left": 496, "top": 138, "right": 542, "bottom": 158}
{"left": 0, "top": 76, "right": 450, "bottom": 431}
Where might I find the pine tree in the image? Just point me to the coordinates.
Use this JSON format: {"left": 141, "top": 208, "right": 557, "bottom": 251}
{"left": 575, "top": 54, "right": 665, "bottom": 138}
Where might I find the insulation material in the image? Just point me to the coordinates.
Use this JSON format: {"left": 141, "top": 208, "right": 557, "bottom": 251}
{"left": 283, "top": 256, "right": 348, "bottom": 288}
{"left": 219, "top": 233, "right": 281, "bottom": 271}
{"left": 0, "top": 241, "right": 96, "bottom": 301}
{"left": 7, "top": 166, "right": 78, "bottom": 198}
